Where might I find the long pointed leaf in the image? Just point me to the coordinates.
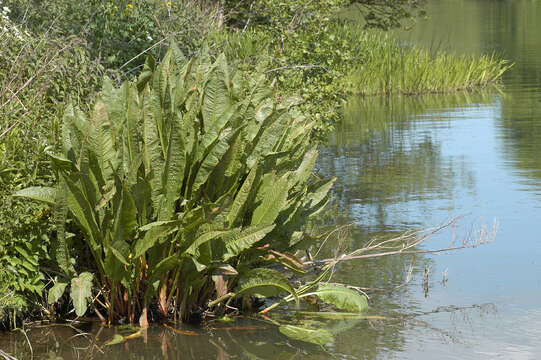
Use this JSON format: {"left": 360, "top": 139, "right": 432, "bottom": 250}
{"left": 13, "top": 186, "right": 56, "bottom": 205}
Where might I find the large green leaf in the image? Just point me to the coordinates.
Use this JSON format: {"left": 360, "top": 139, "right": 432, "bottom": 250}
{"left": 190, "top": 128, "right": 240, "bottom": 196}
{"left": 251, "top": 175, "right": 289, "bottom": 226}
{"left": 142, "top": 84, "right": 164, "bottom": 209}
{"left": 138, "top": 220, "right": 180, "bottom": 233}
{"left": 222, "top": 224, "right": 275, "bottom": 261}
{"left": 311, "top": 284, "right": 368, "bottom": 312}
{"left": 226, "top": 164, "right": 257, "bottom": 226}
{"left": 54, "top": 179, "right": 74, "bottom": 275}
{"left": 279, "top": 325, "right": 334, "bottom": 346}
{"left": 305, "top": 178, "right": 336, "bottom": 209}
{"left": 13, "top": 186, "right": 56, "bottom": 205}
{"left": 113, "top": 182, "right": 137, "bottom": 244}
{"left": 62, "top": 174, "right": 101, "bottom": 253}
{"left": 290, "top": 147, "right": 318, "bottom": 190}
{"left": 202, "top": 54, "right": 231, "bottom": 133}
{"left": 185, "top": 230, "right": 232, "bottom": 258}
{"left": 235, "top": 268, "right": 297, "bottom": 301}
{"left": 70, "top": 272, "right": 94, "bottom": 317}
{"left": 48, "top": 281, "right": 68, "bottom": 305}
{"left": 159, "top": 111, "right": 185, "bottom": 220}
{"left": 88, "top": 99, "right": 115, "bottom": 182}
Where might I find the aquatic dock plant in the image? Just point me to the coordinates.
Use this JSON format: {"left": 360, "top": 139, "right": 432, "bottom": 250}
{"left": 13, "top": 44, "right": 373, "bottom": 325}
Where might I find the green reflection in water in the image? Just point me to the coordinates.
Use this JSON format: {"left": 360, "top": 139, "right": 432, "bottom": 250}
{"left": 318, "top": 91, "right": 492, "bottom": 232}
{"left": 399, "top": 0, "right": 541, "bottom": 185}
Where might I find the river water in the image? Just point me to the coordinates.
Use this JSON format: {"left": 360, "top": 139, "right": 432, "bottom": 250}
{"left": 320, "top": 0, "right": 541, "bottom": 357}
{"left": 3, "top": 0, "right": 541, "bottom": 358}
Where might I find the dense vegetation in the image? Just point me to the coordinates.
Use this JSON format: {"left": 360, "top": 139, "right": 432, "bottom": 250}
{"left": 1, "top": 0, "right": 509, "bottom": 327}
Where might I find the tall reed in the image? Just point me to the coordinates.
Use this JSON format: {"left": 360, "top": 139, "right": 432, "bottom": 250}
{"left": 344, "top": 31, "right": 513, "bottom": 96}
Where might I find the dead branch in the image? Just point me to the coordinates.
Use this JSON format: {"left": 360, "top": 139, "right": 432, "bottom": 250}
{"left": 304, "top": 216, "right": 498, "bottom": 266}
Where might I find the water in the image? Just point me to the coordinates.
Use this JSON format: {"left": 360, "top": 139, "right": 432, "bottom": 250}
{"left": 321, "top": 0, "right": 541, "bottom": 357}
{"left": 3, "top": 0, "right": 541, "bottom": 358}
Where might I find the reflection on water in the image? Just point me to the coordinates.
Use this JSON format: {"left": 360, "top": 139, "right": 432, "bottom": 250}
{"left": 318, "top": 92, "right": 497, "bottom": 232}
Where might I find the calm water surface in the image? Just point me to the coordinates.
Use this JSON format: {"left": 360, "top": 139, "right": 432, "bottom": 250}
{"left": 3, "top": 0, "right": 541, "bottom": 358}
{"left": 323, "top": 0, "right": 541, "bottom": 357}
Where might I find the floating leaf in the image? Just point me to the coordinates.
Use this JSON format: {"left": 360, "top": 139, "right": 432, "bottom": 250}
{"left": 105, "top": 334, "right": 126, "bottom": 346}
{"left": 311, "top": 284, "right": 368, "bottom": 312}
{"left": 294, "top": 311, "right": 385, "bottom": 320}
{"left": 279, "top": 325, "right": 334, "bottom": 346}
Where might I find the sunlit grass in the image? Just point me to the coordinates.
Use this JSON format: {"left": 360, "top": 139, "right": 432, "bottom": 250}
{"left": 344, "top": 31, "right": 513, "bottom": 96}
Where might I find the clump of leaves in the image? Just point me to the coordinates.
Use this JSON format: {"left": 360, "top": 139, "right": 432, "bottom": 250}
{"left": 15, "top": 44, "right": 344, "bottom": 324}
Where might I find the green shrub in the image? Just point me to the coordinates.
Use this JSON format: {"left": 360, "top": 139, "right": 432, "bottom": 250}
{"left": 16, "top": 44, "right": 336, "bottom": 324}
{"left": 1, "top": 1, "right": 103, "bottom": 321}
{"left": 217, "top": 3, "right": 510, "bottom": 134}
{"left": 4, "top": 0, "right": 221, "bottom": 71}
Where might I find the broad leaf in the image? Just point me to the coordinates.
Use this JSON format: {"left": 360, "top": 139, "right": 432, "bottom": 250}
{"left": 70, "top": 272, "right": 94, "bottom": 317}
{"left": 251, "top": 175, "right": 289, "bottom": 226}
{"left": 279, "top": 325, "right": 334, "bottom": 346}
{"left": 13, "top": 186, "right": 56, "bottom": 205}
{"left": 312, "top": 284, "right": 368, "bottom": 312}
{"left": 222, "top": 224, "right": 275, "bottom": 260}
{"left": 105, "top": 334, "right": 126, "bottom": 346}
{"left": 54, "top": 179, "right": 74, "bottom": 275}
{"left": 226, "top": 164, "right": 257, "bottom": 226}
{"left": 159, "top": 111, "right": 185, "bottom": 220}
{"left": 236, "top": 268, "right": 297, "bottom": 301}
{"left": 48, "top": 281, "right": 68, "bottom": 305}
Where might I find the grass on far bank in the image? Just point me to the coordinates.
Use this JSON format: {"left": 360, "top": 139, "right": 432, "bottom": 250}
{"left": 345, "top": 31, "right": 513, "bottom": 96}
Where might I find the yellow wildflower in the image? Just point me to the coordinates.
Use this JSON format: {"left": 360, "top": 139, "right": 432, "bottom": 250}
{"left": 113, "top": 5, "right": 118, "bottom": 10}
{"left": 167, "top": 1, "right": 171, "bottom": 7}
{"left": 127, "top": 3, "right": 133, "bottom": 9}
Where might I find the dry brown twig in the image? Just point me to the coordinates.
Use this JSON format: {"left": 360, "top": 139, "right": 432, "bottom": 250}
{"left": 304, "top": 215, "right": 498, "bottom": 266}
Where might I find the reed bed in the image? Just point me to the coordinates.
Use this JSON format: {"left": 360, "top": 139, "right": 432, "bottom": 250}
{"left": 345, "top": 31, "right": 513, "bottom": 96}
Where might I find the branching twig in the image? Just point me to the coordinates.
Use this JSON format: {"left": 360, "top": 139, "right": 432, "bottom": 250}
{"left": 304, "top": 216, "right": 497, "bottom": 266}
{"left": 265, "top": 64, "right": 328, "bottom": 73}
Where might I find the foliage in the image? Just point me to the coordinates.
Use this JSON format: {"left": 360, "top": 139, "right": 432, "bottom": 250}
{"left": 346, "top": 0, "right": 426, "bottom": 29}
{"left": 0, "top": 272, "right": 27, "bottom": 327}
{"left": 0, "top": 0, "right": 104, "bottom": 323}
{"left": 4, "top": 0, "right": 221, "bottom": 71}
{"left": 347, "top": 31, "right": 513, "bottom": 96}
{"left": 224, "top": 0, "right": 425, "bottom": 31}
{"left": 217, "top": 1, "right": 509, "bottom": 135}
{"left": 15, "top": 44, "right": 336, "bottom": 323}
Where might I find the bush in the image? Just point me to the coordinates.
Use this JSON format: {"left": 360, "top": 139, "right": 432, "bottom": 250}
{"left": 1, "top": 0, "right": 103, "bottom": 321}
{"left": 4, "top": 0, "right": 222, "bottom": 71}
{"left": 16, "top": 44, "right": 336, "bottom": 324}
